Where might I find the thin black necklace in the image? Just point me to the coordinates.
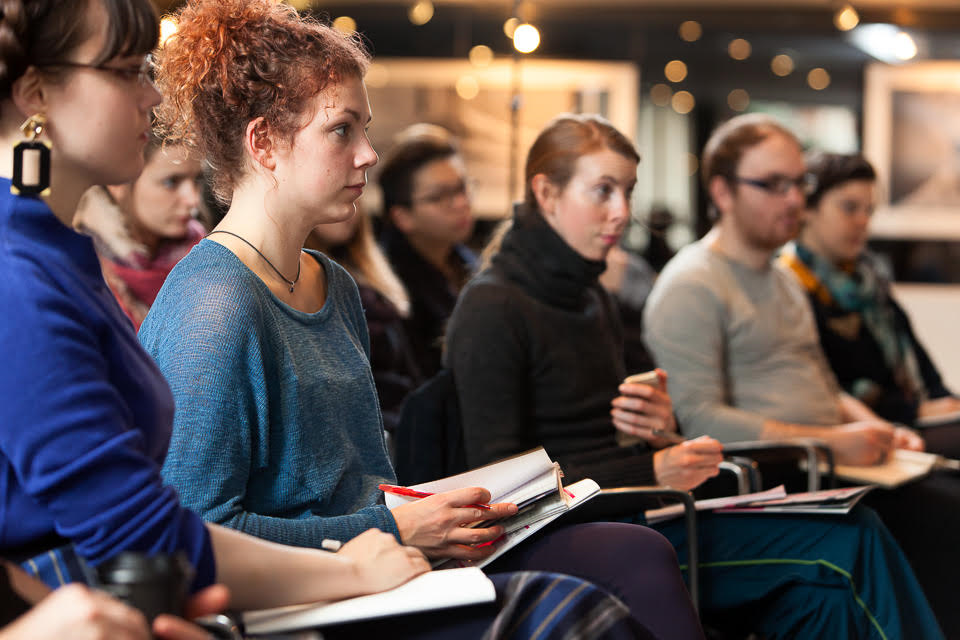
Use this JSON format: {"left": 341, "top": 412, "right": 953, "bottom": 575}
{"left": 207, "top": 229, "right": 301, "bottom": 293}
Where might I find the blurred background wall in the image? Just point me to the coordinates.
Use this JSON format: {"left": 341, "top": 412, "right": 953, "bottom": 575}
{"left": 152, "top": 0, "right": 960, "bottom": 387}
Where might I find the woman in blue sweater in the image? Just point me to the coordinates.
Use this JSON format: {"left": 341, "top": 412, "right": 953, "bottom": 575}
{"left": 141, "top": 1, "right": 705, "bottom": 637}
{"left": 0, "top": 0, "right": 444, "bottom": 627}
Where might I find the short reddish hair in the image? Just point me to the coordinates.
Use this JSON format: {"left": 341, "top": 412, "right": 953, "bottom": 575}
{"left": 523, "top": 114, "right": 639, "bottom": 214}
{"left": 155, "top": 0, "right": 369, "bottom": 203}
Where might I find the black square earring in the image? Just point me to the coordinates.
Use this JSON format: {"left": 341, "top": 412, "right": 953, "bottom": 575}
{"left": 11, "top": 114, "right": 51, "bottom": 197}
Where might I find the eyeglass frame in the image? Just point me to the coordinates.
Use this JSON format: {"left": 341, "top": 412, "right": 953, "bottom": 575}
{"left": 40, "top": 54, "right": 155, "bottom": 87}
{"left": 409, "top": 178, "right": 476, "bottom": 207}
{"left": 731, "top": 173, "right": 818, "bottom": 197}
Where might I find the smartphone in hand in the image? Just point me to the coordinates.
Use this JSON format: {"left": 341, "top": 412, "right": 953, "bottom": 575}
{"left": 624, "top": 370, "right": 661, "bottom": 388}
{"left": 617, "top": 370, "right": 683, "bottom": 446}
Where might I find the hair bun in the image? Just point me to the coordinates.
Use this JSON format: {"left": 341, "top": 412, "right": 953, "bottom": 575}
{"left": 155, "top": 0, "right": 368, "bottom": 204}
{"left": 0, "top": 0, "right": 27, "bottom": 97}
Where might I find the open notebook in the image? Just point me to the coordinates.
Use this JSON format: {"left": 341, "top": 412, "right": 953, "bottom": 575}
{"left": 242, "top": 567, "right": 495, "bottom": 634}
{"left": 384, "top": 448, "right": 601, "bottom": 569}
{"left": 833, "top": 449, "right": 960, "bottom": 488}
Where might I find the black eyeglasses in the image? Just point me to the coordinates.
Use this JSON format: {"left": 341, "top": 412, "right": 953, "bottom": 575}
{"left": 43, "top": 54, "right": 155, "bottom": 87}
{"left": 733, "top": 173, "right": 818, "bottom": 196}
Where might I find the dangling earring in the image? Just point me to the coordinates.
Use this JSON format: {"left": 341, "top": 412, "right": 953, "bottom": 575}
{"left": 11, "top": 113, "right": 51, "bottom": 197}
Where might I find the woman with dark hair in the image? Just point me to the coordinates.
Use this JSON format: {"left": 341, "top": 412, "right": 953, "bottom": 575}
{"left": 445, "top": 114, "right": 944, "bottom": 638}
{"left": 377, "top": 124, "right": 477, "bottom": 379}
{"left": 0, "top": 0, "right": 436, "bottom": 624}
{"left": 780, "top": 152, "right": 960, "bottom": 439}
{"left": 74, "top": 132, "right": 205, "bottom": 329}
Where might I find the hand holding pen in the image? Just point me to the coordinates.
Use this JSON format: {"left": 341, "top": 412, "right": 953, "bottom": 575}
{"left": 380, "top": 484, "right": 493, "bottom": 510}
{"left": 387, "top": 486, "right": 518, "bottom": 561}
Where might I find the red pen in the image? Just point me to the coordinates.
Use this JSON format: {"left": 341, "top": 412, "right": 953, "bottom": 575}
{"left": 379, "top": 483, "right": 492, "bottom": 510}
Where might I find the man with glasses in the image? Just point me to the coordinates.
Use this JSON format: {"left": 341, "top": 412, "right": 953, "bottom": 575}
{"left": 643, "top": 113, "right": 920, "bottom": 464}
{"left": 378, "top": 124, "right": 477, "bottom": 379}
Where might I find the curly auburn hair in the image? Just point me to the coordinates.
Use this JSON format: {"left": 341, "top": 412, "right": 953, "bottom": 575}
{"left": 154, "top": 0, "right": 369, "bottom": 204}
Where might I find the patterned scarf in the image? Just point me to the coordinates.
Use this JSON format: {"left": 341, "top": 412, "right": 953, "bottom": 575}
{"left": 783, "top": 242, "right": 927, "bottom": 404}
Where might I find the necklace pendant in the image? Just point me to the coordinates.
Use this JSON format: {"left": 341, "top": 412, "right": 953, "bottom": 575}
{"left": 289, "top": 284, "right": 295, "bottom": 293}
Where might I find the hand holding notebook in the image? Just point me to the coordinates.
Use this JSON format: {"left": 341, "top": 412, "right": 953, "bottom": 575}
{"left": 384, "top": 448, "right": 601, "bottom": 569}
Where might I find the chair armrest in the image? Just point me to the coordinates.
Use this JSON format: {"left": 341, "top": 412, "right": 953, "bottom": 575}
{"left": 564, "top": 487, "right": 700, "bottom": 612}
{"left": 722, "top": 456, "right": 762, "bottom": 493}
{"left": 717, "top": 459, "right": 751, "bottom": 494}
{"left": 721, "top": 438, "right": 835, "bottom": 492}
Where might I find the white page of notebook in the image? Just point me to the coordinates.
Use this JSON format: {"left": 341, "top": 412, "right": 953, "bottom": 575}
{"left": 834, "top": 449, "right": 938, "bottom": 488}
{"left": 434, "top": 478, "right": 602, "bottom": 571}
{"left": 243, "top": 567, "right": 495, "bottom": 634}
{"left": 384, "top": 448, "right": 555, "bottom": 508}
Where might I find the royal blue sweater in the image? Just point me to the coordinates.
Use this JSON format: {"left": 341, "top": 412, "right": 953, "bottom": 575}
{"left": 140, "top": 241, "right": 399, "bottom": 547}
{"left": 0, "top": 182, "right": 214, "bottom": 589}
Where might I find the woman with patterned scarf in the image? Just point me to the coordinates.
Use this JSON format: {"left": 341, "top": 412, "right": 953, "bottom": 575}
{"left": 780, "top": 152, "right": 960, "bottom": 455}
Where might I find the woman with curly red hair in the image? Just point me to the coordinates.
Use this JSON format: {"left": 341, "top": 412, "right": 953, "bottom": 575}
{"left": 141, "top": 1, "right": 704, "bottom": 638}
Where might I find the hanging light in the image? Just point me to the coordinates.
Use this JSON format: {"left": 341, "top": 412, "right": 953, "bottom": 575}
{"left": 678, "top": 21, "right": 702, "bottom": 42}
{"left": 513, "top": 23, "right": 540, "bottom": 54}
{"left": 332, "top": 16, "right": 356, "bottom": 35}
{"left": 408, "top": 1, "right": 434, "bottom": 26}
{"left": 728, "top": 38, "right": 752, "bottom": 61}
{"left": 833, "top": 4, "right": 860, "bottom": 31}
{"left": 455, "top": 75, "right": 480, "bottom": 100}
{"left": 664, "top": 60, "right": 688, "bottom": 83}
{"left": 727, "top": 89, "right": 750, "bottom": 111}
{"left": 671, "top": 91, "right": 695, "bottom": 115}
{"left": 469, "top": 45, "right": 494, "bottom": 68}
{"left": 650, "top": 83, "right": 673, "bottom": 107}
{"left": 159, "top": 16, "right": 178, "bottom": 47}
{"left": 771, "top": 54, "right": 795, "bottom": 77}
{"left": 893, "top": 31, "right": 918, "bottom": 60}
{"left": 807, "top": 68, "right": 831, "bottom": 90}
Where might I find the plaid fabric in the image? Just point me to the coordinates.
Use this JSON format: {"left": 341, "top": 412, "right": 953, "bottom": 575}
{"left": 483, "top": 572, "right": 642, "bottom": 640}
{"left": 19, "top": 544, "right": 94, "bottom": 589}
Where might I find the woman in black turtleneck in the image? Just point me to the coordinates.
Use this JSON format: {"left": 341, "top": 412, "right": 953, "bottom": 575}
{"left": 445, "top": 114, "right": 944, "bottom": 639}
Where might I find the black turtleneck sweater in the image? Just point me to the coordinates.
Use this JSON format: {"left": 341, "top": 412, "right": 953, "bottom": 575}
{"left": 445, "top": 208, "right": 657, "bottom": 488}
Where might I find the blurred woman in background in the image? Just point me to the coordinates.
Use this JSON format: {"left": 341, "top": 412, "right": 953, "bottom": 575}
{"left": 781, "top": 152, "right": 960, "bottom": 454}
{"left": 75, "top": 133, "right": 205, "bottom": 328}
{"left": 306, "top": 210, "right": 422, "bottom": 433}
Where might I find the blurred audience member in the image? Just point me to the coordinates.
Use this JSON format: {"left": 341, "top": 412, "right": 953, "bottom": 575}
{"left": 75, "top": 134, "right": 205, "bottom": 329}
{"left": 446, "top": 112, "right": 942, "bottom": 639}
{"left": 643, "top": 113, "right": 960, "bottom": 634}
{"left": 378, "top": 125, "right": 477, "bottom": 378}
{"left": 306, "top": 210, "right": 422, "bottom": 432}
{"left": 641, "top": 206, "right": 677, "bottom": 272}
{"left": 599, "top": 245, "right": 658, "bottom": 374}
{"left": 780, "top": 152, "right": 960, "bottom": 437}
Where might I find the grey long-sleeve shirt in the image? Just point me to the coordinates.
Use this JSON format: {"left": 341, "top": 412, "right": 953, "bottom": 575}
{"left": 643, "top": 240, "right": 843, "bottom": 442}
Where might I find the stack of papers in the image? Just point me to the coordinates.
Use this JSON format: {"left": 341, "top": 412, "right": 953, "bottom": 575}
{"left": 645, "top": 484, "right": 874, "bottom": 523}
{"left": 715, "top": 485, "right": 874, "bottom": 514}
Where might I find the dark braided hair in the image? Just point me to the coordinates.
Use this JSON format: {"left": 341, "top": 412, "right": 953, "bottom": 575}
{"left": 0, "top": 0, "right": 157, "bottom": 113}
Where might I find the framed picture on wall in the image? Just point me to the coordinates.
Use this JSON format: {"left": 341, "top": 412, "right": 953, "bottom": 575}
{"left": 359, "top": 58, "right": 638, "bottom": 220}
{"left": 864, "top": 61, "right": 960, "bottom": 240}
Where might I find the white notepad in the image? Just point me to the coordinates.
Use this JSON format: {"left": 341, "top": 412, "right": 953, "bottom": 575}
{"left": 242, "top": 567, "right": 496, "bottom": 634}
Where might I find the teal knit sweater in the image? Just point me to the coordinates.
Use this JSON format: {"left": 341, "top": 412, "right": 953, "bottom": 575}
{"left": 139, "top": 240, "right": 399, "bottom": 547}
